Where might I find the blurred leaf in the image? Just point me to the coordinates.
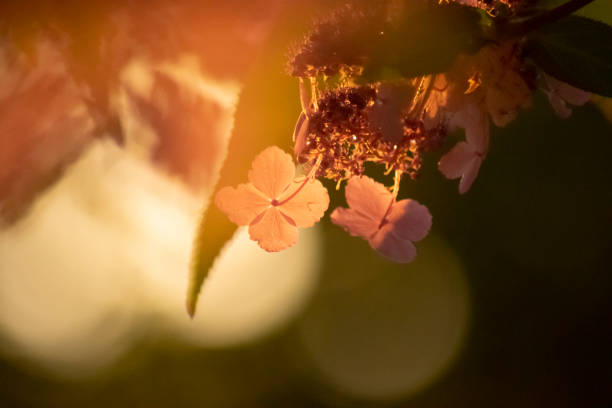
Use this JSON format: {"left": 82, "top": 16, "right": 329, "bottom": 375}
{"left": 363, "top": 4, "right": 484, "bottom": 81}
{"left": 128, "top": 72, "right": 229, "bottom": 190}
{"left": 186, "top": 2, "right": 316, "bottom": 317}
{"left": 524, "top": 16, "right": 612, "bottom": 96}
{"left": 539, "top": 0, "right": 612, "bottom": 25}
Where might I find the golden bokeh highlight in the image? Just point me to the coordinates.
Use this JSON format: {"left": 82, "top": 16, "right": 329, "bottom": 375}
{"left": 298, "top": 233, "right": 470, "bottom": 401}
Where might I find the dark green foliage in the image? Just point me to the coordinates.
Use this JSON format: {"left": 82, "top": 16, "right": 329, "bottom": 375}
{"left": 525, "top": 15, "right": 612, "bottom": 96}
{"left": 364, "top": 3, "right": 485, "bottom": 81}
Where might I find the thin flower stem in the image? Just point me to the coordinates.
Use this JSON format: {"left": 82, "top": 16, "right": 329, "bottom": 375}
{"left": 410, "top": 75, "right": 434, "bottom": 120}
{"left": 391, "top": 170, "right": 402, "bottom": 200}
{"left": 310, "top": 77, "right": 319, "bottom": 111}
{"left": 299, "top": 77, "right": 309, "bottom": 113}
{"left": 377, "top": 170, "right": 403, "bottom": 229}
{"left": 276, "top": 155, "right": 323, "bottom": 206}
{"left": 408, "top": 76, "right": 427, "bottom": 115}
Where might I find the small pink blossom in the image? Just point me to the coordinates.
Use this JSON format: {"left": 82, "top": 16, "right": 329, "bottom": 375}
{"left": 439, "top": 103, "right": 489, "bottom": 194}
{"left": 331, "top": 176, "right": 432, "bottom": 263}
{"left": 215, "top": 146, "right": 329, "bottom": 252}
{"left": 544, "top": 75, "right": 590, "bottom": 119}
{"left": 485, "top": 68, "right": 532, "bottom": 127}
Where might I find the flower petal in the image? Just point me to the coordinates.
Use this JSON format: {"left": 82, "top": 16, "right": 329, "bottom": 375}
{"left": 248, "top": 207, "right": 298, "bottom": 252}
{"left": 368, "top": 224, "right": 417, "bottom": 263}
{"left": 458, "top": 157, "right": 482, "bottom": 194}
{"left": 547, "top": 91, "right": 572, "bottom": 119}
{"left": 330, "top": 207, "right": 379, "bottom": 239}
{"left": 279, "top": 178, "right": 329, "bottom": 228}
{"left": 248, "top": 146, "right": 295, "bottom": 199}
{"left": 438, "top": 141, "right": 476, "bottom": 180}
{"left": 557, "top": 83, "right": 590, "bottom": 106}
{"left": 215, "top": 184, "right": 270, "bottom": 226}
{"left": 387, "top": 199, "right": 432, "bottom": 242}
{"left": 486, "top": 70, "right": 531, "bottom": 128}
{"left": 546, "top": 75, "right": 590, "bottom": 106}
{"left": 344, "top": 176, "right": 392, "bottom": 223}
{"left": 451, "top": 103, "right": 489, "bottom": 151}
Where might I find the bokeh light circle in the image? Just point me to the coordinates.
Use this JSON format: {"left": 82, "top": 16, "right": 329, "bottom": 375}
{"left": 298, "top": 233, "right": 470, "bottom": 401}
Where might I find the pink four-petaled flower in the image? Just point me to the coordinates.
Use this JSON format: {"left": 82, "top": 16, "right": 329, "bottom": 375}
{"left": 438, "top": 103, "right": 490, "bottom": 194}
{"left": 215, "top": 146, "right": 329, "bottom": 252}
{"left": 331, "top": 176, "right": 432, "bottom": 263}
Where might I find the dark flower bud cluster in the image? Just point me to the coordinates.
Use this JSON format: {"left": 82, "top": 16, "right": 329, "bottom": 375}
{"left": 288, "top": 2, "right": 387, "bottom": 78}
{"left": 296, "top": 83, "right": 439, "bottom": 183}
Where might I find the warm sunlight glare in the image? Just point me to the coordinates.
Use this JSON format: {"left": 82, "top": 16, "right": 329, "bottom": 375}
{"left": 0, "top": 56, "right": 321, "bottom": 376}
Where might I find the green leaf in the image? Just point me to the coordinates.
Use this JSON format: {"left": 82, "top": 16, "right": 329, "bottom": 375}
{"left": 524, "top": 16, "right": 612, "bottom": 97}
{"left": 363, "top": 4, "right": 485, "bottom": 81}
{"left": 187, "top": 203, "right": 237, "bottom": 317}
{"left": 186, "top": 3, "right": 316, "bottom": 317}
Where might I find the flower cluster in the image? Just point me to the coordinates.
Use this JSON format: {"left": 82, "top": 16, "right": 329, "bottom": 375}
{"left": 294, "top": 82, "right": 432, "bottom": 183}
{"left": 288, "top": 3, "right": 387, "bottom": 79}
{"left": 215, "top": 0, "right": 591, "bottom": 264}
{"left": 216, "top": 145, "right": 432, "bottom": 263}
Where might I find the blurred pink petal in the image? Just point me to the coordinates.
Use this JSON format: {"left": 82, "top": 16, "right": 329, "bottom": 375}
{"left": 214, "top": 184, "right": 270, "bottom": 226}
{"left": 439, "top": 142, "right": 483, "bottom": 195}
{"left": 545, "top": 75, "right": 590, "bottom": 119}
{"left": 486, "top": 70, "right": 531, "bottom": 128}
{"left": 458, "top": 156, "right": 482, "bottom": 194}
{"left": 438, "top": 142, "right": 474, "bottom": 179}
{"left": 557, "top": 84, "right": 590, "bottom": 106}
{"left": 279, "top": 178, "right": 329, "bottom": 228}
{"left": 451, "top": 103, "right": 489, "bottom": 150}
{"left": 548, "top": 92, "right": 572, "bottom": 119}
{"left": 441, "top": 103, "right": 488, "bottom": 194}
{"left": 546, "top": 75, "right": 590, "bottom": 106}
{"left": 368, "top": 224, "right": 418, "bottom": 263}
{"left": 248, "top": 207, "right": 299, "bottom": 252}
{"left": 248, "top": 146, "right": 295, "bottom": 199}
{"left": 331, "top": 176, "right": 431, "bottom": 263}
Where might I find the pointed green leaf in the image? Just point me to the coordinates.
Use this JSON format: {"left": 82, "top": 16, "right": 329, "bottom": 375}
{"left": 186, "top": 2, "right": 318, "bottom": 317}
{"left": 525, "top": 16, "right": 612, "bottom": 96}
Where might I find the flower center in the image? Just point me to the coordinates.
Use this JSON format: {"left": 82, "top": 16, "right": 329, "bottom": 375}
{"left": 270, "top": 199, "right": 280, "bottom": 206}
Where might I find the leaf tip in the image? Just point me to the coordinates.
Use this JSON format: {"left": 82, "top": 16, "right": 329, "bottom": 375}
{"left": 186, "top": 298, "right": 197, "bottom": 319}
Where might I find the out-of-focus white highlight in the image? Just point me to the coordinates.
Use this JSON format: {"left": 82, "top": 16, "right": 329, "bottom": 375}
{"left": 0, "top": 139, "right": 321, "bottom": 374}
{"left": 0, "top": 54, "right": 321, "bottom": 375}
{"left": 164, "top": 227, "right": 321, "bottom": 347}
